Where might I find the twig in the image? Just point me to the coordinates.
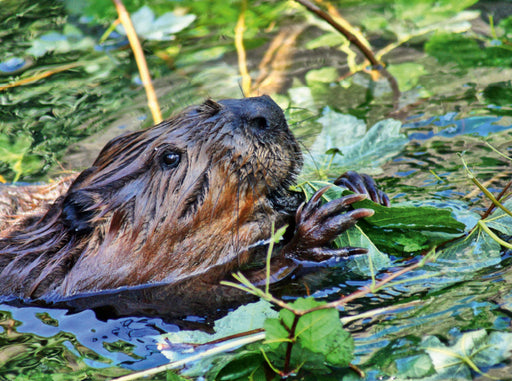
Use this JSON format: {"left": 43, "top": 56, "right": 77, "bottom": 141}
{"left": 235, "top": 0, "right": 251, "bottom": 96}
{"left": 293, "top": 0, "right": 379, "bottom": 67}
{"left": 460, "top": 155, "right": 512, "bottom": 219}
{"left": 480, "top": 179, "right": 512, "bottom": 220}
{"left": 111, "top": 332, "right": 266, "bottom": 381}
{"left": 0, "top": 63, "right": 83, "bottom": 91}
{"left": 112, "top": 0, "right": 162, "bottom": 124}
{"left": 305, "top": 259, "right": 425, "bottom": 313}
{"left": 293, "top": 0, "right": 400, "bottom": 110}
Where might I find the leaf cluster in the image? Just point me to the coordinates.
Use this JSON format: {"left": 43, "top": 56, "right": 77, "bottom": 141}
{"left": 209, "top": 298, "right": 354, "bottom": 380}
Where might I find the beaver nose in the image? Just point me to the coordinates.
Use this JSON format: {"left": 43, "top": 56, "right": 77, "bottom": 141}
{"left": 219, "top": 95, "right": 287, "bottom": 132}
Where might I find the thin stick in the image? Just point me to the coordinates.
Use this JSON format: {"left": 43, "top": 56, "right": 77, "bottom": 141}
{"left": 235, "top": 0, "right": 251, "bottom": 96}
{"left": 293, "top": 0, "right": 400, "bottom": 110}
{"left": 481, "top": 179, "right": 512, "bottom": 219}
{"left": 111, "top": 332, "right": 266, "bottom": 381}
{"left": 293, "top": 0, "right": 380, "bottom": 67}
{"left": 112, "top": 0, "right": 162, "bottom": 124}
{"left": 0, "top": 63, "right": 82, "bottom": 91}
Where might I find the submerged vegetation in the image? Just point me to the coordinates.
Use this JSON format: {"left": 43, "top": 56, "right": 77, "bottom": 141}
{"left": 1, "top": 0, "right": 512, "bottom": 380}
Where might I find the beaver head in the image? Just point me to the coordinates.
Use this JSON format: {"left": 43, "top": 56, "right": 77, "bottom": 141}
{"left": 0, "top": 96, "right": 303, "bottom": 299}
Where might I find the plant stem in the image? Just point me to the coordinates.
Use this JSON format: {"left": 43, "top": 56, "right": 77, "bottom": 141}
{"left": 0, "top": 62, "right": 83, "bottom": 91}
{"left": 481, "top": 179, "right": 512, "bottom": 219}
{"left": 112, "top": 0, "right": 162, "bottom": 124}
{"left": 111, "top": 332, "right": 265, "bottom": 381}
{"left": 293, "top": 0, "right": 400, "bottom": 110}
{"left": 235, "top": 0, "right": 251, "bottom": 96}
{"left": 283, "top": 315, "right": 300, "bottom": 374}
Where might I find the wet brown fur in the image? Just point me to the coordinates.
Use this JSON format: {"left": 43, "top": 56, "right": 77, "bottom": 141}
{"left": 0, "top": 96, "right": 302, "bottom": 301}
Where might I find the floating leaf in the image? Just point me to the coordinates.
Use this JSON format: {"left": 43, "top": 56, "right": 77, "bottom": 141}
{"left": 27, "top": 26, "right": 94, "bottom": 57}
{"left": 305, "top": 67, "right": 339, "bottom": 84}
{"left": 387, "top": 62, "right": 427, "bottom": 92}
{"left": 394, "top": 354, "right": 435, "bottom": 378}
{"left": 301, "top": 108, "right": 407, "bottom": 179}
{"left": 485, "top": 199, "right": 512, "bottom": 236}
{"left": 422, "top": 329, "right": 512, "bottom": 379}
{"left": 159, "top": 300, "right": 277, "bottom": 362}
{"left": 429, "top": 227, "right": 502, "bottom": 275}
{"left": 425, "top": 32, "right": 512, "bottom": 68}
{"left": 0, "top": 134, "right": 43, "bottom": 182}
{"left": 116, "top": 6, "right": 196, "bottom": 41}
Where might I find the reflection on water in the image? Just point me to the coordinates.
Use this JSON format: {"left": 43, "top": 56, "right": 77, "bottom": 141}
{"left": 0, "top": 304, "right": 177, "bottom": 378}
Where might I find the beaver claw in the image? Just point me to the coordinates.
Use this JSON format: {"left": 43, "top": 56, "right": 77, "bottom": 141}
{"left": 334, "top": 170, "right": 390, "bottom": 206}
{"left": 282, "top": 186, "right": 374, "bottom": 262}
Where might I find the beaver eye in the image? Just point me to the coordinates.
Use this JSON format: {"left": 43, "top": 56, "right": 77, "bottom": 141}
{"left": 160, "top": 150, "right": 181, "bottom": 169}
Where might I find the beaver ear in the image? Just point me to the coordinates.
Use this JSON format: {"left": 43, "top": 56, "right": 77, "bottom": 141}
{"left": 61, "top": 190, "right": 97, "bottom": 234}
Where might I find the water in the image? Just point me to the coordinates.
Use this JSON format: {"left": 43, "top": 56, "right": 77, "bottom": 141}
{"left": 1, "top": 0, "right": 512, "bottom": 379}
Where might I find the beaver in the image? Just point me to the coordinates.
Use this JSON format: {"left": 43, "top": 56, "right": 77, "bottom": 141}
{"left": 0, "top": 96, "right": 387, "bottom": 319}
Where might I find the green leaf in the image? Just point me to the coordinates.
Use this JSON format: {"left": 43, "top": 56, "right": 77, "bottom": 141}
{"left": 300, "top": 108, "right": 407, "bottom": 179}
{"left": 485, "top": 199, "right": 512, "bottom": 235}
{"left": 425, "top": 32, "right": 512, "bottom": 68}
{"left": 422, "top": 329, "right": 512, "bottom": 379}
{"left": 336, "top": 226, "right": 390, "bottom": 277}
{"left": 269, "top": 298, "right": 354, "bottom": 368}
{"left": 159, "top": 300, "right": 277, "bottom": 361}
{"left": 387, "top": 63, "right": 427, "bottom": 92}
{"left": 0, "top": 134, "right": 44, "bottom": 182}
{"left": 209, "top": 351, "right": 266, "bottom": 381}
{"left": 353, "top": 199, "right": 466, "bottom": 233}
{"left": 116, "top": 6, "right": 196, "bottom": 41}
{"left": 394, "top": 354, "right": 435, "bottom": 378}
{"left": 430, "top": 227, "right": 502, "bottom": 275}
{"left": 264, "top": 318, "right": 289, "bottom": 350}
{"left": 306, "top": 33, "right": 347, "bottom": 49}
{"left": 305, "top": 67, "right": 339, "bottom": 84}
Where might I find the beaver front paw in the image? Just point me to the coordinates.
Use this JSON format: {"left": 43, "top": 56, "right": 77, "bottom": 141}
{"left": 282, "top": 186, "right": 374, "bottom": 262}
{"left": 334, "top": 170, "right": 390, "bottom": 206}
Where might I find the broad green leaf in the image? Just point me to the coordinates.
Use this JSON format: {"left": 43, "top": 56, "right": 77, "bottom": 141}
{"left": 264, "top": 318, "right": 289, "bottom": 350}
{"left": 297, "top": 182, "right": 465, "bottom": 256}
{"left": 394, "top": 354, "right": 435, "bottom": 378}
{"left": 387, "top": 63, "right": 427, "bottom": 92}
{"left": 306, "top": 67, "right": 339, "bottom": 84}
{"left": 485, "top": 199, "right": 512, "bottom": 235}
{"left": 116, "top": 6, "right": 196, "bottom": 41}
{"left": 300, "top": 108, "right": 407, "bottom": 179}
{"left": 336, "top": 226, "right": 390, "bottom": 276}
{"left": 275, "top": 298, "right": 354, "bottom": 367}
{"left": 353, "top": 199, "right": 466, "bottom": 233}
{"left": 208, "top": 350, "right": 266, "bottom": 381}
{"left": 0, "top": 134, "right": 43, "bottom": 182}
{"left": 426, "top": 32, "right": 512, "bottom": 68}
{"left": 422, "top": 329, "right": 512, "bottom": 379}
{"left": 159, "top": 300, "right": 277, "bottom": 361}
{"left": 429, "top": 228, "right": 501, "bottom": 275}
{"left": 306, "top": 33, "right": 347, "bottom": 49}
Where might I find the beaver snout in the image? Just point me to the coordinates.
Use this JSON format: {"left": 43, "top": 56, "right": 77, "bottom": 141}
{"left": 218, "top": 95, "right": 288, "bottom": 135}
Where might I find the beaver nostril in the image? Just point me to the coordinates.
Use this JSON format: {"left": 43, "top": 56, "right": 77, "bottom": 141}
{"left": 250, "top": 116, "right": 269, "bottom": 131}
